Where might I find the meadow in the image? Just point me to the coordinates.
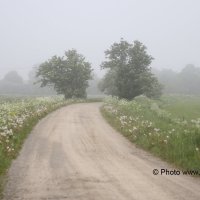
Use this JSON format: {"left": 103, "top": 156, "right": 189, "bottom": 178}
{"left": 101, "top": 95, "right": 200, "bottom": 171}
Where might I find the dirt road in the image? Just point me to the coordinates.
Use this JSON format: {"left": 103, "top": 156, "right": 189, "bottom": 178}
{"left": 3, "top": 103, "right": 200, "bottom": 199}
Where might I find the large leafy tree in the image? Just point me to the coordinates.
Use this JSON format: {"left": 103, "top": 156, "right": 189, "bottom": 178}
{"left": 36, "top": 50, "right": 92, "bottom": 99}
{"left": 100, "top": 39, "right": 162, "bottom": 99}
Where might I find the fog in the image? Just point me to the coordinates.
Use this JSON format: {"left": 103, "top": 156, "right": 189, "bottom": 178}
{"left": 0, "top": 0, "right": 200, "bottom": 80}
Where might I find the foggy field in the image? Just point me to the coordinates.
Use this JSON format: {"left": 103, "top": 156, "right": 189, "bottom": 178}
{"left": 161, "top": 95, "right": 200, "bottom": 120}
{"left": 102, "top": 95, "right": 200, "bottom": 171}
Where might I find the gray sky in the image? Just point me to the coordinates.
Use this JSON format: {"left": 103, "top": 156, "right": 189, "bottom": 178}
{"left": 0, "top": 0, "right": 200, "bottom": 79}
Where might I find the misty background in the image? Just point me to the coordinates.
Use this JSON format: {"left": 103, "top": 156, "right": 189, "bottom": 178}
{"left": 0, "top": 0, "right": 200, "bottom": 95}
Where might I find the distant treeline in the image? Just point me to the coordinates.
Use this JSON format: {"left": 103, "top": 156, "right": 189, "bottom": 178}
{"left": 1, "top": 64, "right": 200, "bottom": 96}
{"left": 0, "top": 70, "right": 55, "bottom": 95}
{"left": 0, "top": 69, "right": 102, "bottom": 96}
{"left": 153, "top": 64, "right": 200, "bottom": 95}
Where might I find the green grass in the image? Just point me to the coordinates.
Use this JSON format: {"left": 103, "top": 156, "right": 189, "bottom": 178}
{"left": 101, "top": 95, "right": 200, "bottom": 172}
{"left": 160, "top": 95, "right": 200, "bottom": 120}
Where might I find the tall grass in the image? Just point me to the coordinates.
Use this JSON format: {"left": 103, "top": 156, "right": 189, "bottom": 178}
{"left": 101, "top": 96, "right": 200, "bottom": 171}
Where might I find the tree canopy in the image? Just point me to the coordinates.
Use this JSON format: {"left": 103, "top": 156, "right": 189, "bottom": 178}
{"left": 100, "top": 39, "right": 162, "bottom": 99}
{"left": 36, "top": 50, "right": 93, "bottom": 99}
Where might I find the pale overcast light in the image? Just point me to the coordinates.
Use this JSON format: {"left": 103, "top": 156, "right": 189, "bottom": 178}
{"left": 0, "top": 0, "right": 200, "bottom": 79}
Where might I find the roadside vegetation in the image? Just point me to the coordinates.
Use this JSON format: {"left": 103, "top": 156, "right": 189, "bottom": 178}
{"left": 0, "top": 96, "right": 88, "bottom": 196}
{"left": 101, "top": 95, "right": 200, "bottom": 171}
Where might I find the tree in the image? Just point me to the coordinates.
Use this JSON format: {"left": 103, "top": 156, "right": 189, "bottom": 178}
{"left": 100, "top": 39, "right": 162, "bottom": 99}
{"left": 178, "top": 64, "right": 200, "bottom": 95}
{"left": 26, "top": 66, "right": 56, "bottom": 95}
{"left": 3, "top": 71, "right": 23, "bottom": 84}
{"left": 0, "top": 71, "right": 25, "bottom": 95}
{"left": 153, "top": 68, "right": 178, "bottom": 94}
{"left": 98, "top": 69, "right": 118, "bottom": 96}
{"left": 36, "top": 50, "right": 93, "bottom": 99}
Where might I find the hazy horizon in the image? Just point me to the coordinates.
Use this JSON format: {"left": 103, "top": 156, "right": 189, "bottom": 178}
{"left": 0, "top": 0, "right": 200, "bottom": 79}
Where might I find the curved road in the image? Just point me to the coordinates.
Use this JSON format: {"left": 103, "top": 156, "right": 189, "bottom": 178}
{"left": 3, "top": 103, "right": 200, "bottom": 199}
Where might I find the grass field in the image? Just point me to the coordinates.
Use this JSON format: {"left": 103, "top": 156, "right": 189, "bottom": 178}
{"left": 101, "top": 95, "right": 200, "bottom": 172}
{"left": 160, "top": 95, "right": 200, "bottom": 120}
